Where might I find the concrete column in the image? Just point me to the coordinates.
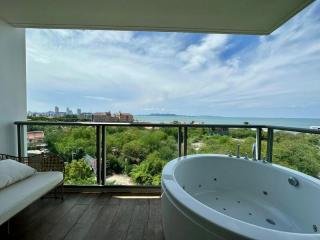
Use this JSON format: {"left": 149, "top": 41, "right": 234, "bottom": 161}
{"left": 0, "top": 19, "right": 26, "bottom": 155}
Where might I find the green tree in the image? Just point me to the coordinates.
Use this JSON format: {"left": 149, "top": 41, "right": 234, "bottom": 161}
{"left": 38, "top": 123, "right": 320, "bottom": 185}
{"left": 273, "top": 133, "right": 320, "bottom": 177}
{"left": 130, "top": 152, "right": 166, "bottom": 185}
{"left": 64, "top": 159, "right": 96, "bottom": 184}
{"left": 122, "top": 140, "right": 148, "bottom": 163}
{"left": 45, "top": 127, "right": 95, "bottom": 161}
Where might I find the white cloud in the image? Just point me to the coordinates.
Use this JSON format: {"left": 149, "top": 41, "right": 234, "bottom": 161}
{"left": 26, "top": 1, "right": 320, "bottom": 117}
{"left": 179, "top": 34, "right": 228, "bottom": 70}
{"left": 84, "top": 96, "right": 113, "bottom": 101}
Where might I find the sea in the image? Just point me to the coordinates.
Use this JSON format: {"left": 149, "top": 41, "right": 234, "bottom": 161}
{"left": 134, "top": 115, "right": 320, "bottom": 129}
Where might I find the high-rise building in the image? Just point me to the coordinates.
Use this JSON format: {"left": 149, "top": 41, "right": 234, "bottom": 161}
{"left": 66, "top": 107, "right": 73, "bottom": 115}
{"left": 77, "top": 108, "right": 81, "bottom": 115}
{"left": 54, "top": 106, "right": 59, "bottom": 113}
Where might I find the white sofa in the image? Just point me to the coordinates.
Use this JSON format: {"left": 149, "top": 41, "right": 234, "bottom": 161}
{"left": 0, "top": 154, "right": 64, "bottom": 226}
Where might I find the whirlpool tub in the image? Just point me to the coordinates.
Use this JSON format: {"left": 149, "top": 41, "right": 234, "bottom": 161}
{"left": 161, "top": 154, "right": 320, "bottom": 240}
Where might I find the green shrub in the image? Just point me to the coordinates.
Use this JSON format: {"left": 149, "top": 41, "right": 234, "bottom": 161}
{"left": 64, "top": 159, "right": 96, "bottom": 184}
{"left": 130, "top": 152, "right": 166, "bottom": 185}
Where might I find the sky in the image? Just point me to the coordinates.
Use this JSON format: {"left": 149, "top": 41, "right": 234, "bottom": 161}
{"left": 26, "top": 1, "right": 320, "bottom": 118}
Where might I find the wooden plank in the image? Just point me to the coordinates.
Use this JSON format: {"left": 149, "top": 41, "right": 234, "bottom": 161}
{"left": 12, "top": 198, "right": 48, "bottom": 224}
{"left": 64, "top": 194, "right": 111, "bottom": 240}
{"left": 8, "top": 197, "right": 52, "bottom": 234}
{"left": 45, "top": 204, "right": 88, "bottom": 240}
{"left": 44, "top": 194, "right": 82, "bottom": 224}
{"left": 10, "top": 195, "right": 76, "bottom": 239}
{"left": 84, "top": 195, "right": 120, "bottom": 240}
{"left": 17, "top": 194, "right": 81, "bottom": 240}
{"left": 105, "top": 198, "right": 137, "bottom": 240}
{"left": 125, "top": 199, "right": 149, "bottom": 240}
{"left": 0, "top": 194, "right": 165, "bottom": 240}
{"left": 143, "top": 199, "right": 164, "bottom": 240}
{"left": 76, "top": 193, "right": 99, "bottom": 205}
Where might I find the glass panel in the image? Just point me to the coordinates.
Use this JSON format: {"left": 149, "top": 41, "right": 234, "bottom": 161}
{"left": 189, "top": 127, "right": 267, "bottom": 159}
{"left": 26, "top": 124, "right": 180, "bottom": 186}
{"left": 106, "top": 126, "right": 178, "bottom": 186}
{"left": 26, "top": 124, "right": 320, "bottom": 185}
{"left": 272, "top": 131, "right": 320, "bottom": 179}
{"left": 27, "top": 125, "right": 97, "bottom": 185}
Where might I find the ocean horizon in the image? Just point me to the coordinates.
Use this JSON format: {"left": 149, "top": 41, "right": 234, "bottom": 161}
{"left": 134, "top": 115, "right": 320, "bottom": 128}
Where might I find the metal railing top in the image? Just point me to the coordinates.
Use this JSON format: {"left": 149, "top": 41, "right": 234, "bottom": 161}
{"left": 14, "top": 120, "right": 320, "bottom": 134}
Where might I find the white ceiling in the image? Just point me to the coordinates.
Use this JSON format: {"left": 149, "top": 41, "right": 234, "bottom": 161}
{"left": 0, "top": 0, "right": 314, "bottom": 34}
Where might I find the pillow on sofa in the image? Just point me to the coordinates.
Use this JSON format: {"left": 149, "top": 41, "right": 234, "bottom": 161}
{"left": 0, "top": 159, "right": 36, "bottom": 189}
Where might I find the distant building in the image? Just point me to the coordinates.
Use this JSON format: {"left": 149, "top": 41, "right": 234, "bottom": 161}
{"left": 92, "top": 111, "right": 134, "bottom": 122}
{"left": 27, "top": 131, "right": 47, "bottom": 152}
{"left": 92, "top": 112, "right": 113, "bottom": 122}
{"left": 27, "top": 131, "right": 45, "bottom": 143}
{"left": 77, "top": 108, "right": 81, "bottom": 115}
{"left": 54, "top": 106, "right": 59, "bottom": 114}
{"left": 46, "top": 111, "right": 55, "bottom": 117}
{"left": 66, "top": 107, "right": 73, "bottom": 115}
{"left": 115, "top": 112, "right": 134, "bottom": 122}
{"left": 55, "top": 111, "right": 66, "bottom": 117}
{"left": 79, "top": 112, "right": 93, "bottom": 120}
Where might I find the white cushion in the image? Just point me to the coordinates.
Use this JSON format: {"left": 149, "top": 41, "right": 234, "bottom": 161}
{"left": 0, "top": 159, "right": 36, "bottom": 189}
{"left": 0, "top": 171, "right": 63, "bottom": 225}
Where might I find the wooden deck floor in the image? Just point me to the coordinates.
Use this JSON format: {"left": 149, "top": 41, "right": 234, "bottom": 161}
{"left": 0, "top": 193, "right": 164, "bottom": 240}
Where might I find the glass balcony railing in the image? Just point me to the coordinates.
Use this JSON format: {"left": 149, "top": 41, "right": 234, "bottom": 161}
{"left": 15, "top": 121, "right": 320, "bottom": 186}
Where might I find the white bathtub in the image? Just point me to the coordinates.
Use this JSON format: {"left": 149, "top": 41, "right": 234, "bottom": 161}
{"left": 161, "top": 154, "right": 320, "bottom": 240}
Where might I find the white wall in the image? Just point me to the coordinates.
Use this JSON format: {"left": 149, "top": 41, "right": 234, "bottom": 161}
{"left": 0, "top": 19, "right": 26, "bottom": 155}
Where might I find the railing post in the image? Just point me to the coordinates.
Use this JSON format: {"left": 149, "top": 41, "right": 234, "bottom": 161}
{"left": 256, "top": 127, "right": 262, "bottom": 160}
{"left": 95, "top": 126, "right": 101, "bottom": 185}
{"left": 178, "top": 126, "right": 182, "bottom": 157}
{"left": 101, "top": 125, "right": 106, "bottom": 185}
{"left": 183, "top": 126, "right": 188, "bottom": 156}
{"left": 266, "top": 128, "right": 274, "bottom": 163}
{"left": 17, "top": 124, "right": 22, "bottom": 159}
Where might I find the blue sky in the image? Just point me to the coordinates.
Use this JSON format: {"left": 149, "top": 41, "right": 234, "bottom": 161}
{"left": 27, "top": 1, "right": 320, "bottom": 118}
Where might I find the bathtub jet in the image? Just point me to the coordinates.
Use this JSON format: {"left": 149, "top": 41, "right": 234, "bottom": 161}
{"left": 161, "top": 154, "right": 320, "bottom": 240}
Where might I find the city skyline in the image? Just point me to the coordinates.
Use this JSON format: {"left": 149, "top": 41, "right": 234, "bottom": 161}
{"left": 26, "top": 1, "right": 320, "bottom": 118}
{"left": 28, "top": 106, "right": 134, "bottom": 116}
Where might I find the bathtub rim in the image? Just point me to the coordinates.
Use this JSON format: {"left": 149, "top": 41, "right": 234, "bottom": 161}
{"left": 161, "top": 154, "right": 320, "bottom": 240}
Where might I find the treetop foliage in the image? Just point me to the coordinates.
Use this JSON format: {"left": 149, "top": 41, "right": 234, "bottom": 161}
{"left": 29, "top": 125, "right": 320, "bottom": 185}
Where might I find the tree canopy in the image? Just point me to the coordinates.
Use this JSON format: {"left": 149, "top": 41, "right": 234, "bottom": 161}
{"left": 30, "top": 125, "right": 320, "bottom": 185}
